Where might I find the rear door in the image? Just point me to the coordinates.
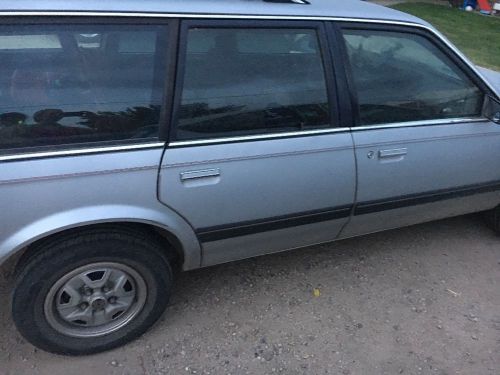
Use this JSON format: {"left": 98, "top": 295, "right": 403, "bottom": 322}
{"left": 334, "top": 23, "right": 500, "bottom": 237}
{"left": 158, "top": 20, "right": 356, "bottom": 266}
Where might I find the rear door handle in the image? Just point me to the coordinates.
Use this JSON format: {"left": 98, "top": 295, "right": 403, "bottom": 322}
{"left": 378, "top": 148, "right": 407, "bottom": 159}
{"left": 180, "top": 168, "right": 221, "bottom": 181}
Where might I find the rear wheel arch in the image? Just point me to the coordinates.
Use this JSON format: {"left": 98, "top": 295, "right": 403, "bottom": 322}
{"left": 12, "top": 222, "right": 186, "bottom": 277}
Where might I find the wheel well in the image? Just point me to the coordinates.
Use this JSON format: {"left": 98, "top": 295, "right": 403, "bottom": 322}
{"left": 11, "top": 222, "right": 185, "bottom": 277}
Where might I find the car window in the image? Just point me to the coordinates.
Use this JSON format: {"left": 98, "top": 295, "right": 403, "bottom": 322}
{"left": 117, "top": 31, "right": 158, "bottom": 54}
{"left": 175, "top": 27, "right": 331, "bottom": 141}
{"left": 0, "top": 24, "right": 168, "bottom": 152}
{"left": 0, "top": 34, "right": 62, "bottom": 50}
{"left": 75, "top": 33, "right": 102, "bottom": 49}
{"left": 185, "top": 28, "right": 318, "bottom": 54}
{"left": 342, "top": 29, "right": 484, "bottom": 126}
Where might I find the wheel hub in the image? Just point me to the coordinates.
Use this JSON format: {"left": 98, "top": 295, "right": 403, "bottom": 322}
{"left": 90, "top": 296, "right": 107, "bottom": 311}
{"left": 44, "top": 262, "right": 147, "bottom": 338}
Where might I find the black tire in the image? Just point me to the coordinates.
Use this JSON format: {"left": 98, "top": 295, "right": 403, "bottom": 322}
{"left": 484, "top": 205, "right": 500, "bottom": 234}
{"left": 12, "top": 226, "right": 173, "bottom": 355}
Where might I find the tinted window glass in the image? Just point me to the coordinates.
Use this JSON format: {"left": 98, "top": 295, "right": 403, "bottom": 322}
{"left": 75, "top": 33, "right": 102, "bottom": 49}
{"left": 342, "top": 30, "right": 483, "bottom": 125}
{"left": 0, "top": 34, "right": 62, "bottom": 50}
{"left": 118, "top": 32, "right": 157, "bottom": 54}
{"left": 176, "top": 28, "right": 331, "bottom": 141}
{"left": 0, "top": 24, "right": 168, "bottom": 152}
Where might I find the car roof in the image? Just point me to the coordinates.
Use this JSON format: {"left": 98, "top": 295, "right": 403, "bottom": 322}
{"left": 0, "top": 0, "right": 429, "bottom": 26}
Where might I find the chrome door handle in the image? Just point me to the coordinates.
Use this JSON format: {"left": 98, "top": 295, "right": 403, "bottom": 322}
{"left": 378, "top": 148, "right": 407, "bottom": 159}
{"left": 180, "top": 168, "right": 220, "bottom": 181}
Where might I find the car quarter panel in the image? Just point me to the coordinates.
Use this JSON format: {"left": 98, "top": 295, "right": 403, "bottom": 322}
{"left": 0, "top": 149, "right": 202, "bottom": 270}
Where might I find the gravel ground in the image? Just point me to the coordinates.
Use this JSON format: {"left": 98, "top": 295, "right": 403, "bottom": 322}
{"left": 1, "top": 214, "right": 499, "bottom": 375}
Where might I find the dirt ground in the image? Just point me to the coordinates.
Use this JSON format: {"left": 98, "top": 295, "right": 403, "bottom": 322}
{"left": 1, "top": 214, "right": 499, "bottom": 375}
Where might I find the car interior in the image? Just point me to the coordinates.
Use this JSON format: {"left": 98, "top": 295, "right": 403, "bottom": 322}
{"left": 177, "top": 28, "right": 331, "bottom": 139}
{"left": 0, "top": 27, "right": 165, "bottom": 150}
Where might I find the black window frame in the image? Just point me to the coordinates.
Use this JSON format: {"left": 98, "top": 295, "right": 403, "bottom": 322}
{"left": 0, "top": 16, "right": 174, "bottom": 157}
{"left": 332, "top": 21, "right": 495, "bottom": 128}
{"left": 168, "top": 19, "right": 340, "bottom": 145}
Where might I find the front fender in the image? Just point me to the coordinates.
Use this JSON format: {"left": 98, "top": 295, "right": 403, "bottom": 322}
{"left": 0, "top": 204, "right": 202, "bottom": 271}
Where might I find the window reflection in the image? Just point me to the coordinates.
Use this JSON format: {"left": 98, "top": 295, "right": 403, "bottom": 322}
{"left": 0, "top": 24, "right": 167, "bottom": 152}
{"left": 342, "top": 30, "right": 483, "bottom": 125}
{"left": 0, "top": 106, "right": 161, "bottom": 149}
{"left": 176, "top": 28, "right": 331, "bottom": 140}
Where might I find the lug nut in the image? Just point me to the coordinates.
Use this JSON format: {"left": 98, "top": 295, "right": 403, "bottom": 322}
{"left": 102, "top": 286, "right": 109, "bottom": 293}
{"left": 79, "top": 302, "right": 89, "bottom": 310}
{"left": 84, "top": 287, "right": 92, "bottom": 296}
{"left": 108, "top": 296, "right": 117, "bottom": 304}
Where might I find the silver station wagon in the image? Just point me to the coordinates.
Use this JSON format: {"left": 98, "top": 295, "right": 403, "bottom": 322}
{"left": 0, "top": 0, "right": 499, "bottom": 355}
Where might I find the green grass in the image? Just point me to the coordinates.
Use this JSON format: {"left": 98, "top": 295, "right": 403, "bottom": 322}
{"left": 390, "top": 3, "right": 500, "bottom": 70}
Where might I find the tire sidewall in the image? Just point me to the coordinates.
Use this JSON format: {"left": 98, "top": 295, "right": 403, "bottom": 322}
{"left": 12, "top": 236, "right": 172, "bottom": 355}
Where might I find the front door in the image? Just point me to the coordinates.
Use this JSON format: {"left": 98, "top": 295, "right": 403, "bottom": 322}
{"left": 158, "top": 20, "right": 356, "bottom": 266}
{"left": 336, "top": 25, "right": 500, "bottom": 237}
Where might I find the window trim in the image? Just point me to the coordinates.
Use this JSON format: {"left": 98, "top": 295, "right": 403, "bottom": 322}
{"left": 326, "top": 22, "right": 357, "bottom": 127}
{"left": 158, "top": 19, "right": 179, "bottom": 141}
{"left": 168, "top": 19, "right": 339, "bottom": 144}
{"left": 0, "top": 17, "right": 173, "bottom": 157}
{"left": 0, "top": 141, "right": 165, "bottom": 163}
{"left": 335, "top": 22, "right": 494, "bottom": 129}
{"left": 169, "top": 127, "right": 349, "bottom": 147}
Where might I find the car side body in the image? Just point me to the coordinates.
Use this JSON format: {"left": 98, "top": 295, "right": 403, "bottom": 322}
{"left": 1, "top": 0, "right": 500, "bottom": 354}
{"left": 0, "top": 0, "right": 499, "bottom": 272}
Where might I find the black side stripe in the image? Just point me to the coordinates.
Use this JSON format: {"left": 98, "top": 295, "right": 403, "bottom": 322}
{"left": 354, "top": 179, "right": 500, "bottom": 215}
{"left": 197, "top": 179, "right": 500, "bottom": 243}
{"left": 197, "top": 205, "right": 352, "bottom": 242}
